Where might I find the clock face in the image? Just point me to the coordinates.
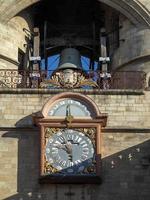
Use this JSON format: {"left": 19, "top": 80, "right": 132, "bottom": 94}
{"left": 48, "top": 99, "right": 91, "bottom": 117}
{"left": 45, "top": 128, "right": 96, "bottom": 175}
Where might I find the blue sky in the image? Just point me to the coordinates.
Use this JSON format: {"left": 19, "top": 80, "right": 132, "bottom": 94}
{"left": 40, "top": 55, "right": 98, "bottom": 72}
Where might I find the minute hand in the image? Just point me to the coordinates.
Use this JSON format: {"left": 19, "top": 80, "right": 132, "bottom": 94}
{"left": 65, "top": 141, "right": 72, "bottom": 154}
{"left": 53, "top": 140, "right": 72, "bottom": 154}
{"left": 61, "top": 136, "right": 73, "bottom": 161}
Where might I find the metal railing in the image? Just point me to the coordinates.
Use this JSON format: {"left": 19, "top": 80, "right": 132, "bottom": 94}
{"left": 0, "top": 69, "right": 146, "bottom": 90}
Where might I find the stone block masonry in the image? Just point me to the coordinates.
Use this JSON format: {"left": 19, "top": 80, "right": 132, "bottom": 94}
{"left": 0, "top": 91, "right": 150, "bottom": 200}
{"left": 0, "top": 92, "right": 150, "bottom": 128}
{"left": 0, "top": 129, "right": 150, "bottom": 199}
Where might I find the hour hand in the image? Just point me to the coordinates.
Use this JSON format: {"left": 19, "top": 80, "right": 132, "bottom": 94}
{"left": 53, "top": 142, "right": 72, "bottom": 154}
{"left": 53, "top": 143, "right": 66, "bottom": 150}
{"left": 60, "top": 136, "right": 72, "bottom": 153}
{"left": 53, "top": 141, "right": 73, "bottom": 161}
{"left": 66, "top": 141, "right": 73, "bottom": 161}
{"left": 66, "top": 142, "right": 72, "bottom": 154}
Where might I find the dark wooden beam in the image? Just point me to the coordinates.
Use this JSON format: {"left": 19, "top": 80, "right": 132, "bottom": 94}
{"left": 33, "top": 27, "right": 40, "bottom": 71}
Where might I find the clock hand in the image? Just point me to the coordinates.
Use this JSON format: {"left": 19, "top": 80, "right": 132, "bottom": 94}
{"left": 55, "top": 134, "right": 73, "bottom": 161}
{"left": 53, "top": 143, "right": 66, "bottom": 150}
{"left": 60, "top": 136, "right": 72, "bottom": 153}
{"left": 53, "top": 141, "right": 73, "bottom": 159}
{"left": 53, "top": 143, "right": 72, "bottom": 160}
{"left": 65, "top": 104, "right": 74, "bottom": 127}
{"left": 66, "top": 104, "right": 71, "bottom": 117}
{"left": 65, "top": 141, "right": 72, "bottom": 154}
{"left": 60, "top": 138, "right": 73, "bottom": 161}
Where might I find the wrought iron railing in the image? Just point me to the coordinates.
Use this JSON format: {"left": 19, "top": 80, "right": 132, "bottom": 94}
{"left": 0, "top": 69, "right": 146, "bottom": 90}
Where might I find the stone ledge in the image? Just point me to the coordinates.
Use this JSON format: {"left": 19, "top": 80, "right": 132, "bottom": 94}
{"left": 0, "top": 53, "right": 19, "bottom": 66}
{"left": 102, "top": 127, "right": 150, "bottom": 133}
{"left": 0, "top": 88, "right": 144, "bottom": 95}
{"left": 0, "top": 127, "right": 150, "bottom": 133}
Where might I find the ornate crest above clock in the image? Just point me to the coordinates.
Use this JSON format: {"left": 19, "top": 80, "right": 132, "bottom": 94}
{"left": 34, "top": 92, "right": 107, "bottom": 184}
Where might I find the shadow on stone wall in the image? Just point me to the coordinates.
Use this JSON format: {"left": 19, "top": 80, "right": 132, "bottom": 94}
{"left": 15, "top": 115, "right": 33, "bottom": 127}
{"left": 2, "top": 130, "right": 150, "bottom": 200}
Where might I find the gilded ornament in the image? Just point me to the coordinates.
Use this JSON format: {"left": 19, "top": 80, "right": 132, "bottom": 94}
{"left": 45, "top": 161, "right": 59, "bottom": 174}
{"left": 45, "top": 128, "right": 59, "bottom": 138}
{"left": 40, "top": 72, "right": 98, "bottom": 89}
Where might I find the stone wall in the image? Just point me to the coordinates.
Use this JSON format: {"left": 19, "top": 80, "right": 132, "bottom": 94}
{"left": 0, "top": 127, "right": 150, "bottom": 199}
{"left": 0, "top": 92, "right": 150, "bottom": 128}
{"left": 0, "top": 1, "right": 150, "bottom": 73}
{"left": 0, "top": 10, "right": 33, "bottom": 69}
{"left": 0, "top": 132, "right": 18, "bottom": 199}
{"left": 0, "top": 0, "right": 150, "bottom": 199}
{"left": 0, "top": 91, "right": 150, "bottom": 199}
{"left": 112, "top": 15, "right": 150, "bottom": 72}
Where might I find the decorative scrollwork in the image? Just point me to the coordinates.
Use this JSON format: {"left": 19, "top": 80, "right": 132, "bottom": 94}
{"left": 0, "top": 70, "right": 22, "bottom": 88}
{"left": 0, "top": 69, "right": 146, "bottom": 89}
{"left": 45, "top": 128, "right": 60, "bottom": 138}
{"left": 75, "top": 128, "right": 96, "bottom": 146}
{"left": 45, "top": 161, "right": 59, "bottom": 174}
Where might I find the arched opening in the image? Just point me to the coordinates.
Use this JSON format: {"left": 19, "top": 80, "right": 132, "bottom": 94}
{"left": 0, "top": 0, "right": 148, "bottom": 89}
{"left": 1, "top": 0, "right": 149, "bottom": 27}
{"left": 16, "top": 0, "right": 121, "bottom": 73}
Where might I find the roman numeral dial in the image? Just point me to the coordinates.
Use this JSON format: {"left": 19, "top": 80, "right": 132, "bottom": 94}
{"left": 45, "top": 128, "right": 95, "bottom": 175}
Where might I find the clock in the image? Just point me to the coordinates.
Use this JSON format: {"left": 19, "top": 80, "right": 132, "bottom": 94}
{"left": 43, "top": 98, "right": 94, "bottom": 118}
{"left": 35, "top": 92, "right": 107, "bottom": 184}
{"left": 45, "top": 128, "right": 95, "bottom": 175}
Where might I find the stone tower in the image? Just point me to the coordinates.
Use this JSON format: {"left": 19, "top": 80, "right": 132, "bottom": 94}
{"left": 0, "top": 0, "right": 150, "bottom": 200}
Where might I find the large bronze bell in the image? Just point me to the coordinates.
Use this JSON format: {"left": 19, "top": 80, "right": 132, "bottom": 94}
{"left": 58, "top": 48, "right": 82, "bottom": 70}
